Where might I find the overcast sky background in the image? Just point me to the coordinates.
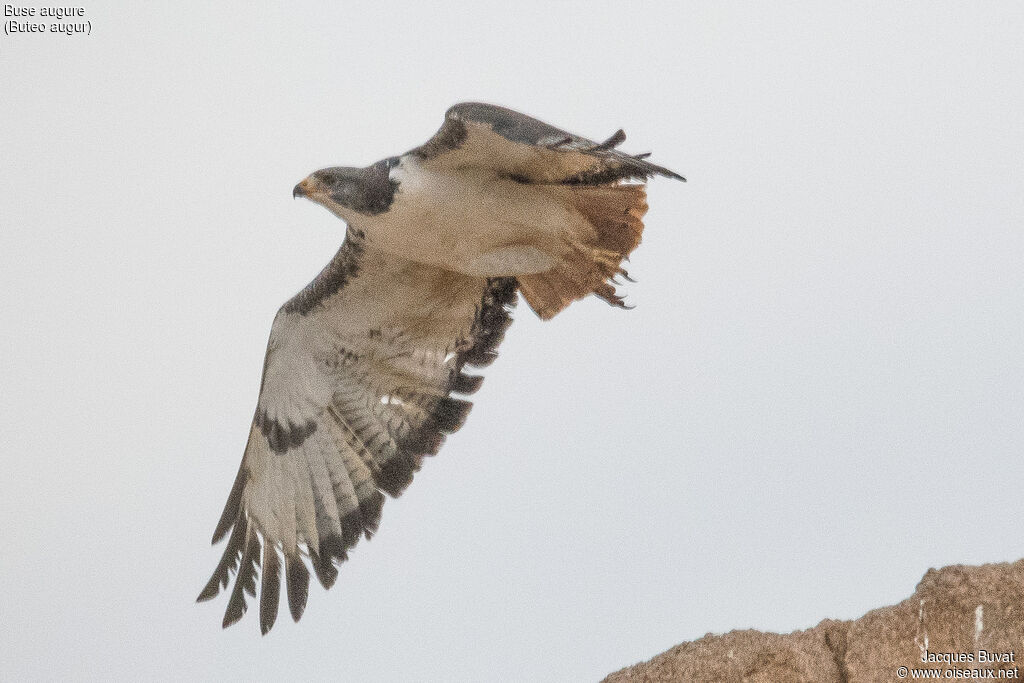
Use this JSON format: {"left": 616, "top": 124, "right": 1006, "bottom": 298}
{"left": 2, "top": 2, "right": 1023, "bottom": 681}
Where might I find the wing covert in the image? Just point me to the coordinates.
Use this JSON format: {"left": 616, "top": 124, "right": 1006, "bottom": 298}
{"left": 408, "top": 101, "right": 684, "bottom": 185}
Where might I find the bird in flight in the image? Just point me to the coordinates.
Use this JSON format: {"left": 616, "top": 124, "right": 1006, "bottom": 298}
{"left": 197, "top": 102, "right": 683, "bottom": 633}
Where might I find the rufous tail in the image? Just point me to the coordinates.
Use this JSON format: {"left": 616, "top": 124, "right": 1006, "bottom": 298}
{"left": 519, "top": 184, "right": 648, "bottom": 320}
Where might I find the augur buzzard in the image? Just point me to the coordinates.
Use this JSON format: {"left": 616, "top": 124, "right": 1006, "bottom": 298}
{"left": 197, "top": 102, "right": 683, "bottom": 632}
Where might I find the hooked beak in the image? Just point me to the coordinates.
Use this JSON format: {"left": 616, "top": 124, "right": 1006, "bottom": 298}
{"left": 292, "top": 177, "right": 314, "bottom": 199}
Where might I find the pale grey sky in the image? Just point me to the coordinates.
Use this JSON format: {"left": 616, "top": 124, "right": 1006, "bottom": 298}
{"left": 2, "top": 2, "right": 1023, "bottom": 681}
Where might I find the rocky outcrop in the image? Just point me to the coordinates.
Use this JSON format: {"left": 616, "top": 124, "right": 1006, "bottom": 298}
{"left": 604, "top": 559, "right": 1024, "bottom": 682}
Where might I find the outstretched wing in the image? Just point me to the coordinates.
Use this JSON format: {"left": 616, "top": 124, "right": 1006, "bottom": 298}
{"left": 197, "top": 228, "right": 517, "bottom": 633}
{"left": 407, "top": 101, "right": 684, "bottom": 185}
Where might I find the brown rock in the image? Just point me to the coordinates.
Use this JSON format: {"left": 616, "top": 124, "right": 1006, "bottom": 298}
{"left": 604, "top": 559, "right": 1024, "bottom": 682}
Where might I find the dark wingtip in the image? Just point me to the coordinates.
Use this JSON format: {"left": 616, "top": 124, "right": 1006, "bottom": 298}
{"left": 260, "top": 547, "right": 281, "bottom": 635}
{"left": 198, "top": 519, "right": 246, "bottom": 607}
{"left": 311, "top": 550, "right": 340, "bottom": 590}
{"left": 260, "top": 608, "right": 277, "bottom": 636}
{"left": 431, "top": 397, "right": 473, "bottom": 433}
{"left": 222, "top": 609, "right": 243, "bottom": 629}
{"left": 221, "top": 528, "right": 260, "bottom": 629}
{"left": 451, "top": 372, "right": 484, "bottom": 395}
{"left": 196, "top": 581, "right": 220, "bottom": 603}
{"left": 285, "top": 555, "right": 310, "bottom": 623}
{"left": 376, "top": 451, "right": 423, "bottom": 496}
{"left": 222, "top": 595, "right": 245, "bottom": 628}
{"left": 211, "top": 464, "right": 248, "bottom": 544}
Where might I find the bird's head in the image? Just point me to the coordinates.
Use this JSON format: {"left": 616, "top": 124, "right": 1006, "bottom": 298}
{"left": 293, "top": 159, "right": 398, "bottom": 221}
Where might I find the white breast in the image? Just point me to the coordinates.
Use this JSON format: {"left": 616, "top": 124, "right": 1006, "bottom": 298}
{"left": 351, "top": 157, "right": 582, "bottom": 276}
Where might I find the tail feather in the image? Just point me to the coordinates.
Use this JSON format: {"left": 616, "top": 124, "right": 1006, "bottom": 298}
{"left": 519, "top": 184, "right": 648, "bottom": 320}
